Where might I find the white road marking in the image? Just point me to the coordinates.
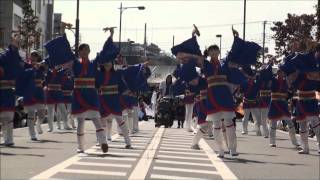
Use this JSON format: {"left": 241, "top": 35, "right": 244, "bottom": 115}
{"left": 157, "top": 154, "right": 209, "bottom": 161}
{"left": 128, "top": 127, "right": 165, "bottom": 180}
{"left": 150, "top": 174, "right": 206, "bottom": 180}
{"left": 153, "top": 166, "right": 219, "bottom": 175}
{"left": 159, "top": 150, "right": 207, "bottom": 156}
{"left": 86, "top": 148, "right": 141, "bottom": 156}
{"left": 160, "top": 146, "right": 200, "bottom": 151}
{"left": 30, "top": 133, "right": 120, "bottom": 179}
{"left": 82, "top": 156, "right": 136, "bottom": 161}
{"left": 160, "top": 143, "right": 190, "bottom": 148}
{"left": 161, "top": 138, "right": 192, "bottom": 142}
{"left": 92, "top": 144, "right": 145, "bottom": 149}
{"left": 199, "top": 139, "right": 238, "bottom": 180}
{"left": 30, "top": 156, "right": 82, "bottom": 179}
{"left": 73, "top": 161, "right": 132, "bottom": 168}
{"left": 59, "top": 169, "right": 126, "bottom": 176}
{"left": 155, "top": 160, "right": 214, "bottom": 167}
{"left": 161, "top": 141, "right": 192, "bottom": 145}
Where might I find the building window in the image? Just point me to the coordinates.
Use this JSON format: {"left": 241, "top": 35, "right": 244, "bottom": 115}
{"left": 13, "top": 14, "right": 21, "bottom": 29}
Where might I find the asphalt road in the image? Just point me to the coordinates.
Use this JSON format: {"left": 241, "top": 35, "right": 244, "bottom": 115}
{"left": 1, "top": 120, "right": 319, "bottom": 180}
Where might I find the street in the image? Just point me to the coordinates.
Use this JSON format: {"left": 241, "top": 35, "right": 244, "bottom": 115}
{"left": 1, "top": 120, "right": 319, "bottom": 180}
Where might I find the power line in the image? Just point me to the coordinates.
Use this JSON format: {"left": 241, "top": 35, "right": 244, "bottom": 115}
{"left": 80, "top": 20, "right": 274, "bottom": 31}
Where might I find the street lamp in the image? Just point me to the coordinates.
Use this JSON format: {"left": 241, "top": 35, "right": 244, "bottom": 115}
{"left": 119, "top": 2, "right": 145, "bottom": 52}
{"left": 216, "top": 34, "right": 222, "bottom": 60}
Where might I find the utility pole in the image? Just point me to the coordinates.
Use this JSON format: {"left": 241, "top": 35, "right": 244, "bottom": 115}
{"left": 144, "top": 23, "right": 147, "bottom": 57}
{"left": 75, "top": 0, "right": 80, "bottom": 57}
{"left": 243, "top": 0, "right": 247, "bottom": 41}
{"left": 172, "top": 35, "right": 175, "bottom": 47}
{"left": 262, "top": 21, "right": 266, "bottom": 63}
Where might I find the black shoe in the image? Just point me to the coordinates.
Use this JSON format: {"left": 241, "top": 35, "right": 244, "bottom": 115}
{"left": 125, "top": 145, "right": 133, "bottom": 149}
{"left": 101, "top": 143, "right": 109, "bottom": 153}
{"left": 4, "top": 143, "right": 15, "bottom": 147}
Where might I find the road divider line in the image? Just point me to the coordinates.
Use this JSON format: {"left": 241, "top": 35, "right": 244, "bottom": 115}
{"left": 199, "top": 139, "right": 238, "bottom": 180}
{"left": 128, "top": 127, "right": 165, "bottom": 180}
{"left": 153, "top": 166, "right": 219, "bottom": 175}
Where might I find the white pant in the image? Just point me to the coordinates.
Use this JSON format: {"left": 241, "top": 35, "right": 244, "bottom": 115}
{"left": 0, "top": 112, "right": 14, "bottom": 144}
{"left": 122, "top": 109, "right": 134, "bottom": 134}
{"left": 185, "top": 103, "right": 194, "bottom": 132}
{"left": 101, "top": 115, "right": 131, "bottom": 145}
{"left": 76, "top": 117, "right": 106, "bottom": 151}
{"left": 298, "top": 116, "right": 320, "bottom": 152}
{"left": 47, "top": 103, "right": 70, "bottom": 131}
{"left": 269, "top": 119, "right": 298, "bottom": 147}
{"left": 65, "top": 103, "right": 75, "bottom": 128}
{"left": 259, "top": 108, "right": 269, "bottom": 137}
{"left": 242, "top": 108, "right": 260, "bottom": 134}
{"left": 132, "top": 106, "right": 139, "bottom": 132}
{"left": 192, "top": 121, "right": 214, "bottom": 146}
{"left": 207, "top": 111, "right": 237, "bottom": 156}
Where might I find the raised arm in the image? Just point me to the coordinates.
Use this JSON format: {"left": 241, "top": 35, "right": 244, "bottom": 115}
{"left": 232, "top": 26, "right": 239, "bottom": 38}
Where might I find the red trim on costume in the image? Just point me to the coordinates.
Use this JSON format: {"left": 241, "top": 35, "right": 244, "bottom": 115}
{"left": 0, "top": 108, "right": 15, "bottom": 112}
{"left": 206, "top": 89, "right": 234, "bottom": 114}
{"left": 71, "top": 108, "right": 100, "bottom": 115}
{"left": 272, "top": 101, "right": 290, "bottom": 118}
{"left": 73, "top": 89, "right": 98, "bottom": 112}
{"left": 99, "top": 96, "right": 122, "bottom": 118}
{"left": 268, "top": 115, "right": 290, "bottom": 121}
{"left": 80, "top": 58, "right": 89, "bottom": 76}
{"left": 96, "top": 128, "right": 104, "bottom": 132}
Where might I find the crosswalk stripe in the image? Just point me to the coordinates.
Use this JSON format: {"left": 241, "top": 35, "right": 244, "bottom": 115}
{"left": 150, "top": 174, "right": 205, "bottom": 180}
{"left": 162, "top": 138, "right": 192, "bottom": 142}
{"left": 112, "top": 141, "right": 147, "bottom": 145}
{"left": 159, "top": 150, "right": 207, "bottom": 156}
{"left": 153, "top": 166, "right": 219, "bottom": 175}
{"left": 85, "top": 150, "right": 141, "bottom": 157}
{"left": 59, "top": 169, "right": 126, "bottom": 176}
{"left": 73, "top": 161, "right": 132, "bottom": 168}
{"left": 155, "top": 160, "right": 213, "bottom": 167}
{"left": 157, "top": 154, "right": 209, "bottom": 161}
{"left": 128, "top": 127, "right": 165, "bottom": 180}
{"left": 92, "top": 145, "right": 145, "bottom": 149}
{"left": 160, "top": 147, "right": 200, "bottom": 151}
{"left": 160, "top": 144, "right": 190, "bottom": 148}
{"left": 161, "top": 141, "right": 192, "bottom": 145}
{"left": 82, "top": 156, "right": 136, "bottom": 161}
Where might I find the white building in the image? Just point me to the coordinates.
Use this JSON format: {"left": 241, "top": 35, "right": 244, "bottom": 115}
{"left": 0, "top": 0, "right": 54, "bottom": 56}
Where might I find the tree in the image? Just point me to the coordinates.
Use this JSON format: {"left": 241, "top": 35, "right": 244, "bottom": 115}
{"left": 19, "top": 0, "right": 40, "bottom": 59}
{"left": 271, "top": 10, "right": 317, "bottom": 57}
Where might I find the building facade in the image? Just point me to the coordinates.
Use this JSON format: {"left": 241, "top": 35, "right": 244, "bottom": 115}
{"left": 0, "top": 0, "right": 54, "bottom": 56}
